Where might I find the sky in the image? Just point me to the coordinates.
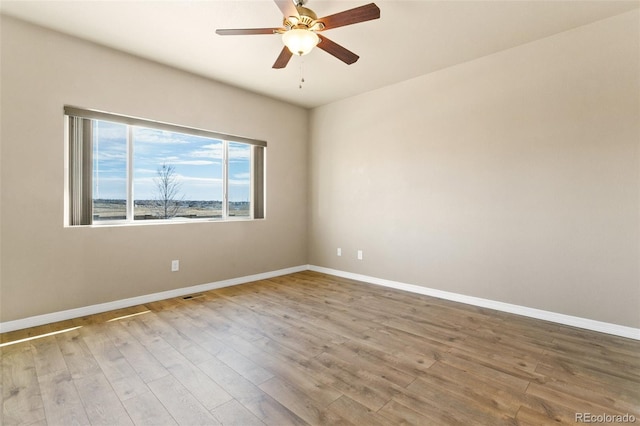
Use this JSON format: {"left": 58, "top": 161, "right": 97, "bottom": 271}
{"left": 93, "top": 120, "right": 251, "bottom": 202}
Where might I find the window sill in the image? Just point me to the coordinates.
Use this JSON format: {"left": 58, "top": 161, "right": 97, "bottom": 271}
{"left": 65, "top": 217, "right": 264, "bottom": 228}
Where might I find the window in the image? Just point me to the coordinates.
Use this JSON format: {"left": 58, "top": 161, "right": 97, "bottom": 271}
{"left": 65, "top": 106, "right": 266, "bottom": 225}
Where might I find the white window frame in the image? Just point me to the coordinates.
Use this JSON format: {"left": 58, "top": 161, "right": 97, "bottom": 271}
{"left": 64, "top": 106, "right": 266, "bottom": 226}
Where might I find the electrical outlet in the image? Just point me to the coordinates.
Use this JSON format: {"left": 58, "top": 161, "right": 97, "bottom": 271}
{"left": 337, "top": 248, "right": 342, "bottom": 256}
{"left": 357, "top": 250, "right": 363, "bottom": 260}
{"left": 171, "top": 260, "right": 179, "bottom": 272}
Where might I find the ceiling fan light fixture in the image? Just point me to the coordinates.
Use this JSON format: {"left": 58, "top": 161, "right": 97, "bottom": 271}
{"left": 282, "top": 28, "right": 319, "bottom": 56}
{"left": 216, "top": 0, "right": 380, "bottom": 69}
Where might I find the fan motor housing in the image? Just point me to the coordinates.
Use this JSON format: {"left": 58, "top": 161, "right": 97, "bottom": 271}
{"left": 297, "top": 6, "right": 317, "bottom": 23}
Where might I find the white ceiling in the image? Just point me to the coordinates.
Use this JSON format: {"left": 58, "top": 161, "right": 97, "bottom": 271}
{"left": 2, "top": 0, "right": 638, "bottom": 108}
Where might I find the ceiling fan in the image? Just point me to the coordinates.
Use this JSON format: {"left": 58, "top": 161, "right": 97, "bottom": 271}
{"left": 216, "top": 0, "right": 380, "bottom": 69}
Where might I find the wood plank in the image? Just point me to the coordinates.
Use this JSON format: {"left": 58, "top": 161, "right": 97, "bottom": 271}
{"left": 407, "top": 376, "right": 518, "bottom": 424}
{"left": 378, "top": 398, "right": 447, "bottom": 425}
{"left": 259, "top": 377, "right": 347, "bottom": 425}
{"left": 322, "top": 342, "right": 416, "bottom": 387}
{"left": 166, "top": 360, "right": 234, "bottom": 411}
{"left": 526, "top": 382, "right": 640, "bottom": 418}
{"left": 535, "top": 360, "right": 640, "bottom": 406}
{"left": 361, "top": 324, "right": 452, "bottom": 363}
{"left": 216, "top": 334, "right": 345, "bottom": 408}
{"left": 338, "top": 336, "right": 438, "bottom": 378}
{"left": 121, "top": 316, "right": 233, "bottom": 410}
{"left": 514, "top": 405, "right": 575, "bottom": 425}
{"left": 105, "top": 322, "right": 168, "bottom": 383}
{"left": 326, "top": 395, "right": 390, "bottom": 426}
{"left": 184, "top": 297, "right": 267, "bottom": 342}
{"left": 424, "top": 360, "right": 526, "bottom": 413}
{"left": 121, "top": 390, "right": 178, "bottom": 426}
{"left": 73, "top": 373, "right": 134, "bottom": 425}
{"left": 80, "top": 324, "right": 149, "bottom": 401}
{"left": 446, "top": 344, "right": 547, "bottom": 384}
{"left": 55, "top": 327, "right": 102, "bottom": 380}
{"left": 389, "top": 378, "right": 514, "bottom": 425}
{"left": 139, "top": 304, "right": 228, "bottom": 357}
{"left": 197, "top": 356, "right": 308, "bottom": 426}
{"left": 138, "top": 310, "right": 214, "bottom": 365}
{"left": 30, "top": 336, "right": 67, "bottom": 377}
{"left": 38, "top": 371, "right": 90, "bottom": 425}
{"left": 147, "top": 374, "right": 220, "bottom": 425}
{"left": 210, "top": 399, "right": 265, "bottom": 426}
{"left": 313, "top": 350, "right": 399, "bottom": 411}
{"left": 1, "top": 345, "right": 46, "bottom": 425}
{"left": 215, "top": 346, "right": 275, "bottom": 386}
{"left": 516, "top": 393, "right": 592, "bottom": 424}
{"left": 438, "top": 351, "right": 531, "bottom": 394}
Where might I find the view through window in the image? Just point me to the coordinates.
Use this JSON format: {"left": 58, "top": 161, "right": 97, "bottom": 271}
{"left": 67, "top": 107, "right": 265, "bottom": 225}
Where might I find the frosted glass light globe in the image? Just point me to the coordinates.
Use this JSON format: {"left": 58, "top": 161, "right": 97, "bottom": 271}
{"left": 282, "top": 29, "right": 319, "bottom": 56}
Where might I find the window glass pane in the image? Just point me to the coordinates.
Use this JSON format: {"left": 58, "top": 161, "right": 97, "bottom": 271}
{"left": 228, "top": 142, "right": 251, "bottom": 218}
{"left": 93, "top": 120, "right": 127, "bottom": 221}
{"left": 68, "top": 108, "right": 265, "bottom": 226}
{"left": 132, "top": 127, "right": 223, "bottom": 220}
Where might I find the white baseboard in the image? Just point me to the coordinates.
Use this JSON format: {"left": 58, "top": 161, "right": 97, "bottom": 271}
{"left": 308, "top": 265, "right": 640, "bottom": 341}
{"left": 3, "top": 264, "right": 638, "bottom": 341}
{"left": 0, "top": 265, "right": 307, "bottom": 333}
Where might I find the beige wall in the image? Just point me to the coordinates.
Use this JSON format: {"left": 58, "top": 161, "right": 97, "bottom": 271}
{"left": 309, "top": 11, "right": 640, "bottom": 328}
{"left": 0, "top": 16, "right": 308, "bottom": 322}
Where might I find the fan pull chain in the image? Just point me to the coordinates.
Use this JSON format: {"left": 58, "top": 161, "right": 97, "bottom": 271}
{"left": 299, "top": 57, "right": 305, "bottom": 89}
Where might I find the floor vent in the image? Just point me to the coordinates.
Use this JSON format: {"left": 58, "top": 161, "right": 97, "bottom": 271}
{"left": 182, "top": 294, "right": 204, "bottom": 300}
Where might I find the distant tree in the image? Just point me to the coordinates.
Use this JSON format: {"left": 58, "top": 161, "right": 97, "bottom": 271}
{"left": 154, "top": 163, "right": 184, "bottom": 219}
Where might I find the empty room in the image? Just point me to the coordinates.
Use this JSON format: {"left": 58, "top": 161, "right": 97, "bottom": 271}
{"left": 1, "top": 0, "right": 639, "bottom": 424}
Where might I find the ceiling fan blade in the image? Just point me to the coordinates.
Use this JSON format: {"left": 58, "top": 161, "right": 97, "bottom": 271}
{"left": 273, "top": 46, "right": 293, "bottom": 69}
{"left": 273, "top": 0, "right": 298, "bottom": 18}
{"left": 216, "top": 28, "right": 280, "bottom": 36}
{"left": 317, "top": 35, "right": 359, "bottom": 65}
{"left": 318, "top": 3, "right": 380, "bottom": 30}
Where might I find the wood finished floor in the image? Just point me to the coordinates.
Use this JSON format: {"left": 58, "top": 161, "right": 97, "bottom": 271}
{"left": 2, "top": 271, "right": 639, "bottom": 425}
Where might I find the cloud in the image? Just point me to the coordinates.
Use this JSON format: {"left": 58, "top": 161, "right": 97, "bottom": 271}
{"left": 229, "top": 144, "right": 250, "bottom": 160}
{"left": 179, "top": 175, "right": 223, "bottom": 184}
{"left": 190, "top": 143, "right": 224, "bottom": 159}
{"left": 171, "top": 160, "right": 216, "bottom": 166}
{"left": 229, "top": 179, "right": 250, "bottom": 186}
{"left": 95, "top": 152, "right": 126, "bottom": 162}
{"left": 134, "top": 175, "right": 222, "bottom": 185}
{"left": 133, "top": 128, "right": 194, "bottom": 145}
{"left": 94, "top": 176, "right": 126, "bottom": 183}
{"left": 94, "top": 121, "right": 126, "bottom": 142}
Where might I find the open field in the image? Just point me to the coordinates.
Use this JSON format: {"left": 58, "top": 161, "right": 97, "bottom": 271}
{"left": 93, "top": 199, "right": 249, "bottom": 221}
